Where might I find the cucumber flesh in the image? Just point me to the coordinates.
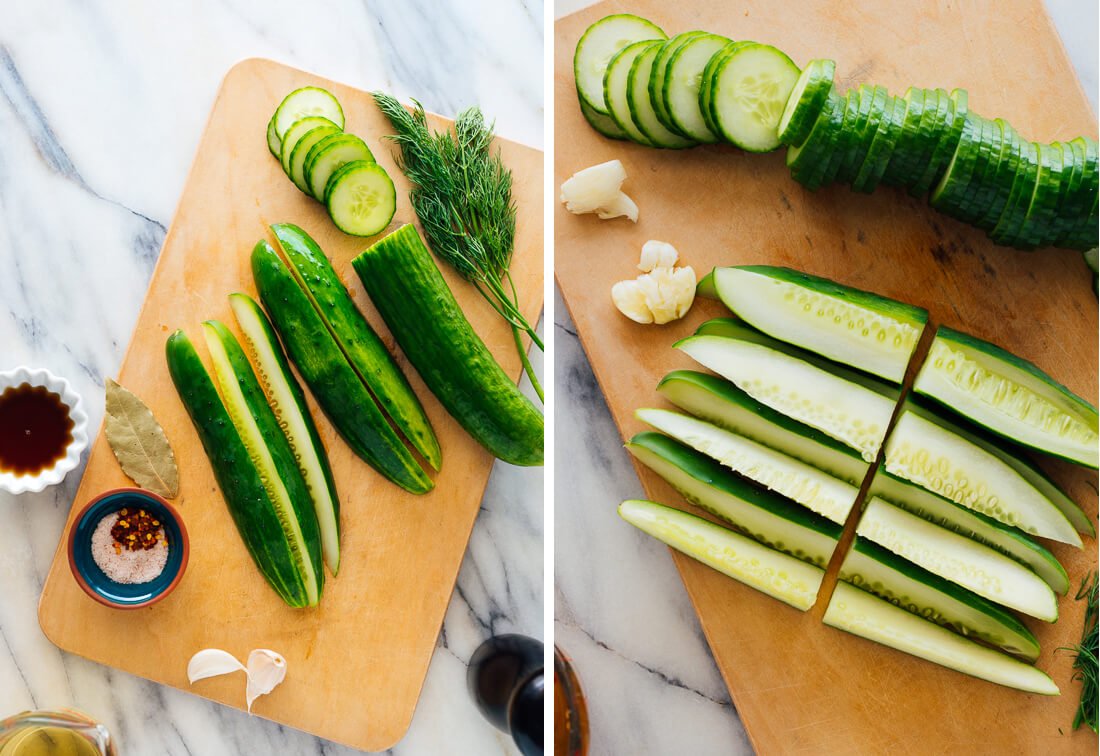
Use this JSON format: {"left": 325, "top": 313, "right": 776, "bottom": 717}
{"left": 325, "top": 160, "right": 397, "bottom": 237}
{"left": 202, "top": 321, "right": 322, "bottom": 607}
{"left": 305, "top": 133, "right": 375, "bottom": 203}
{"left": 619, "top": 499, "right": 826, "bottom": 611}
{"left": 273, "top": 86, "right": 345, "bottom": 140}
{"left": 870, "top": 468, "right": 1069, "bottom": 595}
{"left": 677, "top": 333, "right": 897, "bottom": 461}
{"left": 637, "top": 408, "right": 860, "bottom": 525}
{"left": 657, "top": 370, "right": 869, "bottom": 485}
{"left": 857, "top": 496, "right": 1057, "bottom": 621}
{"left": 840, "top": 537, "right": 1040, "bottom": 660}
{"left": 824, "top": 581, "right": 1058, "bottom": 695}
{"left": 627, "top": 44, "right": 696, "bottom": 148}
{"left": 574, "top": 14, "right": 666, "bottom": 115}
{"left": 713, "top": 266, "right": 927, "bottom": 383}
{"left": 604, "top": 41, "right": 659, "bottom": 145}
{"left": 229, "top": 293, "right": 342, "bottom": 576}
{"left": 627, "top": 431, "right": 843, "bottom": 567}
{"left": 710, "top": 44, "right": 801, "bottom": 152}
{"left": 914, "top": 325, "right": 1099, "bottom": 469}
{"left": 885, "top": 408, "right": 1081, "bottom": 545}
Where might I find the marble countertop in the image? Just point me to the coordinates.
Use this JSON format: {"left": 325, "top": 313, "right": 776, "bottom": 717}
{"left": 0, "top": 1, "right": 542, "bottom": 754}
{"left": 553, "top": 1, "right": 1097, "bottom": 755}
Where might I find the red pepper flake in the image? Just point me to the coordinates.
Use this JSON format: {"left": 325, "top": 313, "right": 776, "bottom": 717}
{"left": 111, "top": 508, "right": 168, "bottom": 552}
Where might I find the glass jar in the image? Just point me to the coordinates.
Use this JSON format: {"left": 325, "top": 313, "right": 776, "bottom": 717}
{"left": 0, "top": 710, "right": 115, "bottom": 756}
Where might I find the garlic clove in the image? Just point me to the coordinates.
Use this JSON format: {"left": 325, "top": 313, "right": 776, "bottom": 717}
{"left": 560, "top": 160, "right": 638, "bottom": 222}
{"left": 611, "top": 279, "right": 653, "bottom": 323}
{"left": 638, "top": 240, "right": 678, "bottom": 272}
{"left": 245, "top": 649, "right": 288, "bottom": 713}
{"left": 187, "top": 649, "right": 246, "bottom": 684}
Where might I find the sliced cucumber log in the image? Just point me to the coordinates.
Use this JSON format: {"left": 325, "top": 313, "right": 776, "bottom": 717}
{"left": 870, "top": 468, "right": 1069, "bottom": 595}
{"left": 857, "top": 496, "right": 1057, "bottom": 621}
{"left": 201, "top": 320, "right": 324, "bottom": 607}
{"left": 305, "top": 133, "right": 375, "bottom": 203}
{"left": 636, "top": 408, "right": 860, "bottom": 525}
{"left": 840, "top": 537, "right": 1040, "bottom": 660}
{"left": 627, "top": 43, "right": 696, "bottom": 148}
{"left": 824, "top": 581, "right": 1058, "bottom": 695}
{"left": 777, "top": 58, "right": 836, "bottom": 147}
{"left": 709, "top": 44, "right": 801, "bottom": 152}
{"left": 229, "top": 293, "right": 342, "bottom": 576}
{"left": 649, "top": 31, "right": 706, "bottom": 136}
{"left": 574, "top": 14, "right": 666, "bottom": 115}
{"left": 885, "top": 408, "right": 1082, "bottom": 545}
{"left": 664, "top": 33, "right": 730, "bottom": 143}
{"left": 712, "top": 266, "right": 927, "bottom": 383}
{"left": 273, "top": 86, "right": 345, "bottom": 141}
{"left": 324, "top": 160, "right": 396, "bottom": 237}
{"left": 619, "top": 499, "right": 826, "bottom": 610}
{"left": 287, "top": 123, "right": 342, "bottom": 194}
{"left": 914, "top": 325, "right": 1098, "bottom": 469}
{"left": 579, "top": 96, "right": 628, "bottom": 141}
{"left": 627, "top": 431, "right": 842, "bottom": 567}
{"left": 280, "top": 116, "right": 339, "bottom": 176}
{"left": 657, "top": 370, "right": 869, "bottom": 485}
{"left": 677, "top": 326, "right": 898, "bottom": 461}
{"left": 604, "top": 41, "right": 660, "bottom": 145}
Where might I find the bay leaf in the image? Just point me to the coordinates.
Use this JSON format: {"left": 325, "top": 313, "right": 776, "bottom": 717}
{"left": 104, "top": 378, "right": 179, "bottom": 498}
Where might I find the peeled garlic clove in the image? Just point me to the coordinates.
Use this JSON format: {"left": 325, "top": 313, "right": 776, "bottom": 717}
{"left": 638, "top": 240, "right": 678, "bottom": 272}
{"left": 611, "top": 279, "right": 653, "bottom": 323}
{"left": 187, "top": 649, "right": 246, "bottom": 684}
{"left": 245, "top": 649, "right": 288, "bottom": 713}
{"left": 560, "top": 160, "right": 638, "bottom": 221}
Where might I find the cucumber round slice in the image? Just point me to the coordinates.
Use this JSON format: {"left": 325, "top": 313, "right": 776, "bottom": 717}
{"left": 911, "top": 88, "right": 968, "bottom": 197}
{"left": 817, "top": 89, "right": 862, "bottom": 188}
{"left": 786, "top": 90, "right": 842, "bottom": 189}
{"left": 973, "top": 120, "right": 1022, "bottom": 231}
{"left": 777, "top": 59, "right": 836, "bottom": 147}
{"left": 604, "top": 41, "right": 658, "bottom": 145}
{"left": 288, "top": 124, "right": 341, "bottom": 194}
{"left": 627, "top": 44, "right": 696, "bottom": 148}
{"left": 574, "top": 13, "right": 666, "bottom": 115}
{"left": 882, "top": 87, "right": 927, "bottom": 187}
{"left": 852, "top": 94, "right": 905, "bottom": 194}
{"left": 990, "top": 142, "right": 1041, "bottom": 246}
{"left": 266, "top": 115, "right": 281, "bottom": 158}
{"left": 664, "top": 34, "right": 731, "bottom": 143}
{"left": 929, "top": 113, "right": 987, "bottom": 214}
{"left": 838, "top": 85, "right": 886, "bottom": 184}
{"left": 578, "top": 95, "right": 628, "bottom": 140}
{"left": 1019, "top": 142, "right": 1068, "bottom": 248}
{"left": 649, "top": 31, "right": 707, "bottom": 136}
{"left": 902, "top": 88, "right": 948, "bottom": 194}
{"left": 710, "top": 44, "right": 801, "bottom": 152}
{"left": 273, "top": 86, "right": 345, "bottom": 140}
{"left": 305, "top": 133, "right": 375, "bottom": 202}
{"left": 324, "top": 160, "right": 396, "bottom": 237}
{"left": 280, "top": 116, "right": 338, "bottom": 176}
{"left": 700, "top": 41, "right": 749, "bottom": 137}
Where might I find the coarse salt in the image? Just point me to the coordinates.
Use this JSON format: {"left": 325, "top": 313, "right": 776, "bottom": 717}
{"left": 91, "top": 511, "right": 169, "bottom": 584}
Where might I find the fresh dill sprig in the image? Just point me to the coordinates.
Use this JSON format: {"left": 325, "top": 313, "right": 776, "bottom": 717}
{"left": 372, "top": 92, "right": 543, "bottom": 402}
{"left": 1062, "top": 570, "right": 1098, "bottom": 732}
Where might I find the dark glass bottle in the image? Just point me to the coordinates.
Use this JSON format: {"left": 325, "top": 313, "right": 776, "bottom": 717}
{"left": 467, "top": 634, "right": 544, "bottom": 755}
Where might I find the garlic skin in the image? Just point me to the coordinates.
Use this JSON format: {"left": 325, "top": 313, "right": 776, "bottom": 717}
{"left": 560, "top": 159, "right": 638, "bottom": 222}
{"left": 246, "top": 649, "right": 288, "bottom": 713}
{"left": 187, "top": 649, "right": 246, "bottom": 684}
{"left": 611, "top": 241, "right": 696, "bottom": 325}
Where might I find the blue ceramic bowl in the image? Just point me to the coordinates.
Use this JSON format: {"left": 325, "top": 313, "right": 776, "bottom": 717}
{"left": 68, "top": 488, "right": 189, "bottom": 609}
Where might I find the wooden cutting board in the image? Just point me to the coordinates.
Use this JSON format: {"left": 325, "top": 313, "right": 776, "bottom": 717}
{"left": 555, "top": 1, "right": 1098, "bottom": 752}
{"left": 37, "top": 59, "right": 543, "bottom": 752}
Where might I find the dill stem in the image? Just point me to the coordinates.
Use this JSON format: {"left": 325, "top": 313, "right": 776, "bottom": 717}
{"left": 512, "top": 323, "right": 544, "bottom": 402}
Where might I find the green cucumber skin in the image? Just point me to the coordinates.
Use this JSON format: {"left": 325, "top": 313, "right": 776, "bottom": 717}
{"left": 251, "top": 240, "right": 435, "bottom": 493}
{"left": 271, "top": 223, "right": 442, "bottom": 470}
{"left": 229, "top": 292, "right": 342, "bottom": 572}
{"left": 165, "top": 330, "right": 311, "bottom": 608}
{"left": 352, "top": 225, "right": 544, "bottom": 466}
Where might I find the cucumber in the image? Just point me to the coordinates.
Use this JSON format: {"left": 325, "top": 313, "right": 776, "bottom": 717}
{"left": 273, "top": 86, "right": 345, "bottom": 141}
{"left": 166, "top": 330, "right": 316, "bottom": 608}
{"left": 305, "top": 133, "right": 375, "bottom": 203}
{"left": 870, "top": 468, "right": 1068, "bottom": 594}
{"left": 709, "top": 44, "right": 801, "bottom": 152}
{"left": 990, "top": 142, "right": 1041, "bottom": 247}
{"left": 676, "top": 327, "right": 898, "bottom": 462}
{"left": 857, "top": 496, "right": 1057, "bottom": 621}
{"left": 657, "top": 370, "right": 869, "bottom": 485}
{"left": 700, "top": 41, "right": 748, "bottom": 138}
{"left": 636, "top": 408, "right": 860, "bottom": 525}
{"left": 229, "top": 292, "right": 342, "bottom": 576}
{"left": 627, "top": 43, "right": 696, "bottom": 148}
{"left": 271, "top": 223, "right": 441, "bottom": 471}
{"left": 627, "top": 431, "right": 842, "bottom": 567}
{"left": 881, "top": 87, "right": 927, "bottom": 187}
{"left": 649, "top": 31, "right": 706, "bottom": 136}
{"left": 840, "top": 537, "right": 1041, "bottom": 660}
{"left": 280, "top": 116, "right": 339, "bottom": 176}
{"left": 838, "top": 85, "right": 889, "bottom": 186}
{"left": 824, "top": 581, "right": 1058, "bottom": 695}
{"left": 695, "top": 268, "right": 719, "bottom": 299}
{"left": 619, "top": 499, "right": 826, "bottom": 611}
{"left": 251, "top": 239, "right": 434, "bottom": 493}
{"left": 664, "top": 33, "right": 730, "bottom": 143}
{"left": 777, "top": 58, "right": 836, "bottom": 147}
{"left": 973, "top": 120, "right": 1022, "bottom": 231}
{"left": 712, "top": 266, "right": 927, "bottom": 383}
{"left": 913, "top": 325, "right": 1098, "bottom": 468}
{"left": 574, "top": 14, "right": 666, "bottom": 115}
{"left": 884, "top": 408, "right": 1081, "bottom": 545}
{"left": 852, "top": 94, "right": 904, "bottom": 194}
{"left": 1018, "top": 142, "right": 1068, "bottom": 248}
{"left": 929, "top": 112, "right": 985, "bottom": 214}
{"left": 351, "top": 224, "right": 544, "bottom": 466}
{"left": 786, "top": 89, "right": 844, "bottom": 191}
{"left": 604, "top": 41, "right": 659, "bottom": 146}
{"left": 287, "top": 123, "right": 341, "bottom": 194}
{"left": 324, "top": 160, "right": 396, "bottom": 237}
{"left": 266, "top": 115, "right": 281, "bottom": 158}
{"left": 911, "top": 88, "right": 969, "bottom": 198}
{"left": 579, "top": 95, "right": 628, "bottom": 140}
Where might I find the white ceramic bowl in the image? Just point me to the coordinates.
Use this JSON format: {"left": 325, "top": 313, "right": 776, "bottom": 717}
{"left": 0, "top": 366, "right": 89, "bottom": 495}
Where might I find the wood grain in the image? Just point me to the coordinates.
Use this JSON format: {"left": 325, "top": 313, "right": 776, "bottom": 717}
{"left": 37, "top": 59, "right": 543, "bottom": 752}
{"left": 555, "top": 1, "right": 1098, "bottom": 753}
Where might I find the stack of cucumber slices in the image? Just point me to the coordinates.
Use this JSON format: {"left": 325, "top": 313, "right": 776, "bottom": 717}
{"left": 572, "top": 14, "right": 1099, "bottom": 254}
{"left": 620, "top": 264, "right": 1096, "bottom": 693}
{"left": 267, "top": 86, "right": 397, "bottom": 237}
